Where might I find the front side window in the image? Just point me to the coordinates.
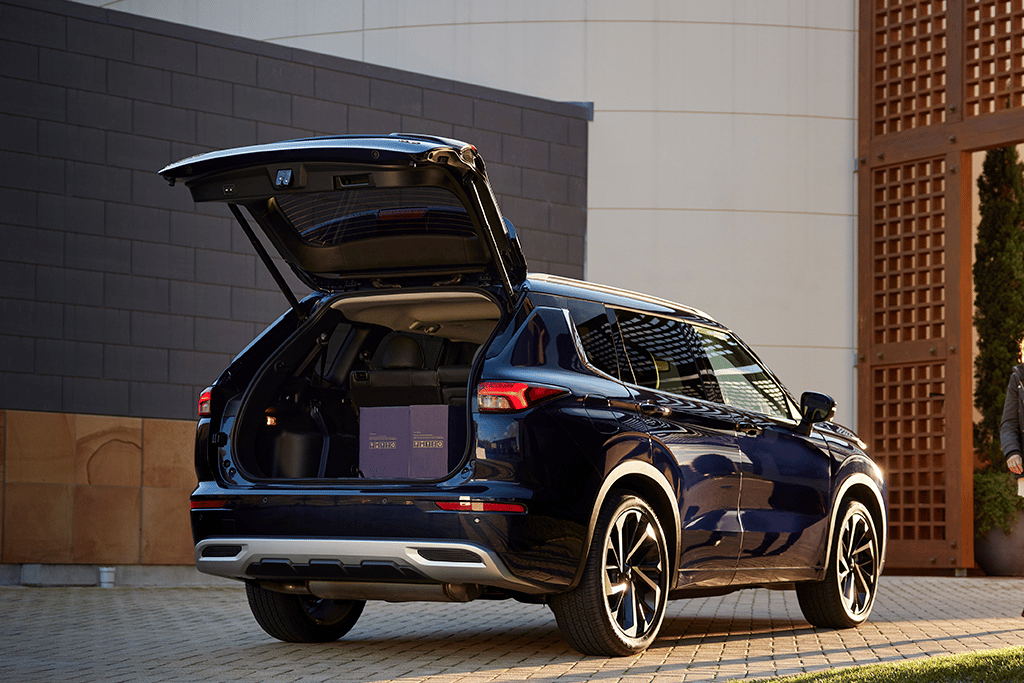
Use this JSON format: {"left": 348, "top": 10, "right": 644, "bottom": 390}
{"left": 613, "top": 310, "right": 705, "bottom": 399}
{"left": 693, "top": 326, "right": 792, "bottom": 420}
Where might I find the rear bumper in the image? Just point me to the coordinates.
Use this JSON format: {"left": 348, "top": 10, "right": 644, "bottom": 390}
{"left": 195, "top": 537, "right": 547, "bottom": 597}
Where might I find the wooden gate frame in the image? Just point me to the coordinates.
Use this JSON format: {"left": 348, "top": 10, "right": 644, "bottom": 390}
{"left": 858, "top": 0, "right": 1024, "bottom": 570}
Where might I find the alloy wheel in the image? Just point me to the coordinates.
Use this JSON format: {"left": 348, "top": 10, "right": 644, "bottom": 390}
{"left": 836, "top": 507, "right": 878, "bottom": 619}
{"left": 602, "top": 506, "right": 667, "bottom": 639}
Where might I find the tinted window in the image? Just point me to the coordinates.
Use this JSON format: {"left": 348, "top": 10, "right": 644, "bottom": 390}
{"left": 565, "top": 298, "right": 620, "bottom": 378}
{"left": 613, "top": 310, "right": 705, "bottom": 399}
{"left": 274, "top": 187, "right": 475, "bottom": 246}
{"left": 370, "top": 331, "right": 444, "bottom": 369}
{"left": 693, "top": 326, "right": 792, "bottom": 420}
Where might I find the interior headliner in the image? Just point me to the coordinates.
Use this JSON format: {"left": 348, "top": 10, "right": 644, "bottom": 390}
{"left": 330, "top": 290, "right": 501, "bottom": 344}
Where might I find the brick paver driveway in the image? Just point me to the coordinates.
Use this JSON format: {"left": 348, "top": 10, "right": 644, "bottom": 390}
{"left": 1, "top": 576, "right": 1021, "bottom": 682}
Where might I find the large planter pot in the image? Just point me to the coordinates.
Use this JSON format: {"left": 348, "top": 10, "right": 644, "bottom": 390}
{"left": 975, "top": 510, "right": 1024, "bottom": 576}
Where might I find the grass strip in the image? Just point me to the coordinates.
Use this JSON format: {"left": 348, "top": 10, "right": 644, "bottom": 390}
{"left": 735, "top": 646, "right": 1024, "bottom": 683}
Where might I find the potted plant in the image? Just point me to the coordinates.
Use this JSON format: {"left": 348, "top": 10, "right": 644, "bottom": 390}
{"left": 973, "top": 469, "right": 1024, "bottom": 575}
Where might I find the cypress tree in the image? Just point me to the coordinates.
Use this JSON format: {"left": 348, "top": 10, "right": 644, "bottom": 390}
{"left": 973, "top": 145, "right": 1024, "bottom": 470}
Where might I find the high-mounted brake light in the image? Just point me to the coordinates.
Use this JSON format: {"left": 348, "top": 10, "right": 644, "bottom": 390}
{"left": 434, "top": 501, "right": 526, "bottom": 513}
{"left": 198, "top": 388, "right": 213, "bottom": 417}
{"left": 477, "top": 382, "right": 566, "bottom": 412}
{"left": 378, "top": 207, "right": 427, "bottom": 220}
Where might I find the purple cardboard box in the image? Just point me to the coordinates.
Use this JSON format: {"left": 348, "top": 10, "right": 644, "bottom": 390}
{"left": 409, "top": 405, "right": 450, "bottom": 479}
{"left": 359, "top": 406, "right": 408, "bottom": 478}
{"left": 360, "top": 405, "right": 451, "bottom": 479}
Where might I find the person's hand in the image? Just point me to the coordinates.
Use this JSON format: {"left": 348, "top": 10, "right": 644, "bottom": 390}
{"left": 1008, "top": 453, "right": 1023, "bottom": 475}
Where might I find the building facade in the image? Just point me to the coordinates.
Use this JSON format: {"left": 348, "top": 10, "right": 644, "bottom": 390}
{"left": 74, "top": 1, "right": 862, "bottom": 427}
{"left": 0, "top": 0, "right": 589, "bottom": 577}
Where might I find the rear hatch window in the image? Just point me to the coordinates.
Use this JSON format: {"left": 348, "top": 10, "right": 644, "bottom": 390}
{"left": 275, "top": 187, "right": 476, "bottom": 247}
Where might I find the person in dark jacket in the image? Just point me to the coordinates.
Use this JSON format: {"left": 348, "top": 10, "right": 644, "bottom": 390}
{"left": 1000, "top": 364, "right": 1024, "bottom": 475}
{"left": 998, "top": 364, "right": 1024, "bottom": 615}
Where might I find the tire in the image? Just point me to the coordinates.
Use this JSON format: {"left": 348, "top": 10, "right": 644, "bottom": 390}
{"left": 796, "top": 499, "right": 880, "bottom": 629}
{"left": 550, "top": 492, "right": 670, "bottom": 656}
{"left": 246, "top": 583, "right": 365, "bottom": 643}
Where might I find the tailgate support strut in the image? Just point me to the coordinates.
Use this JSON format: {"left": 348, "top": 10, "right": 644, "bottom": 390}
{"left": 467, "top": 180, "right": 517, "bottom": 312}
{"left": 228, "top": 204, "right": 306, "bottom": 322}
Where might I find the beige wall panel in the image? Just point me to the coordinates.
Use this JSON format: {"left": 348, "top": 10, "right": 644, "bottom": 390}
{"left": 3, "top": 483, "right": 73, "bottom": 563}
{"left": 142, "top": 419, "right": 198, "bottom": 490}
{"left": 72, "top": 485, "right": 141, "bottom": 565}
{"left": 5, "top": 411, "right": 76, "bottom": 485}
{"left": 75, "top": 415, "right": 142, "bottom": 488}
{"left": 141, "top": 487, "right": 194, "bottom": 565}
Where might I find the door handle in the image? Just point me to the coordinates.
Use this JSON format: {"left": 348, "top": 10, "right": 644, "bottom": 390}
{"left": 639, "top": 403, "right": 670, "bottom": 417}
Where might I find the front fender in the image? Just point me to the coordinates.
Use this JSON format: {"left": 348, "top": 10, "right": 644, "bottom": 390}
{"left": 824, "top": 459, "right": 888, "bottom": 574}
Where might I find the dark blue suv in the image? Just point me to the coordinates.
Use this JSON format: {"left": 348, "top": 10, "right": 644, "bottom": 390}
{"left": 160, "top": 135, "right": 886, "bottom": 656}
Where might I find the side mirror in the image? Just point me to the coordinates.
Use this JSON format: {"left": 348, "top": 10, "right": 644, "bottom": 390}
{"left": 798, "top": 391, "right": 836, "bottom": 436}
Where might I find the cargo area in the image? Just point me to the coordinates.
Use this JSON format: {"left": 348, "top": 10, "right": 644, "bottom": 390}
{"left": 228, "top": 290, "right": 503, "bottom": 482}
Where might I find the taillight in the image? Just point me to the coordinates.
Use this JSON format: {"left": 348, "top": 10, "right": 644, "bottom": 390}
{"left": 434, "top": 501, "right": 526, "bottom": 513}
{"left": 190, "top": 499, "right": 227, "bottom": 509}
{"left": 476, "top": 381, "right": 566, "bottom": 412}
{"left": 198, "top": 387, "right": 213, "bottom": 417}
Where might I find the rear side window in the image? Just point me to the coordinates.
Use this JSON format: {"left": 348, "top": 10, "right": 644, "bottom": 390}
{"left": 273, "top": 187, "right": 475, "bottom": 246}
{"left": 565, "top": 298, "right": 621, "bottom": 378}
{"left": 693, "top": 326, "right": 792, "bottom": 420}
{"left": 613, "top": 310, "right": 705, "bottom": 399}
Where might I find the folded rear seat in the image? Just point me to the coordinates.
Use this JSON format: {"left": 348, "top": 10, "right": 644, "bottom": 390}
{"left": 349, "top": 334, "right": 440, "bottom": 407}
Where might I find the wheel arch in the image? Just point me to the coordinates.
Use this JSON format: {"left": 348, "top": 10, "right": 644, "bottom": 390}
{"left": 824, "top": 471, "right": 888, "bottom": 574}
{"left": 568, "top": 460, "right": 682, "bottom": 591}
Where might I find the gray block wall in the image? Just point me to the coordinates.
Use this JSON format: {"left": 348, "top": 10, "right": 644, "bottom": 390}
{"left": 0, "top": 0, "right": 589, "bottom": 420}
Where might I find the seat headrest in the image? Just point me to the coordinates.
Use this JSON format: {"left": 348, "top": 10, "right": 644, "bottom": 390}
{"left": 381, "top": 335, "right": 425, "bottom": 369}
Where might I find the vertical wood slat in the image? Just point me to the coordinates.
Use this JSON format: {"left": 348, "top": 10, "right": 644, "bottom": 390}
{"left": 948, "top": 147, "right": 975, "bottom": 569}
{"left": 943, "top": 3, "right": 973, "bottom": 570}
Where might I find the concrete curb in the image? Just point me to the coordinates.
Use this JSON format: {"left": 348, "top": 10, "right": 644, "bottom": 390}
{"left": 0, "top": 564, "right": 237, "bottom": 588}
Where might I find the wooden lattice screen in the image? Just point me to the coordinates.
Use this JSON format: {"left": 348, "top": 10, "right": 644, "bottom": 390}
{"left": 870, "top": 157, "right": 951, "bottom": 552}
{"left": 862, "top": 144, "right": 963, "bottom": 569}
{"left": 872, "top": 0, "right": 948, "bottom": 135}
{"left": 965, "top": 0, "right": 1024, "bottom": 115}
{"left": 857, "top": 0, "right": 1024, "bottom": 571}
{"left": 870, "top": 158, "right": 947, "bottom": 351}
{"left": 861, "top": 0, "right": 1024, "bottom": 571}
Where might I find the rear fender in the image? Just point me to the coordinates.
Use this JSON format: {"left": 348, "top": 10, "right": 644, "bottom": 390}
{"left": 567, "top": 459, "right": 681, "bottom": 592}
